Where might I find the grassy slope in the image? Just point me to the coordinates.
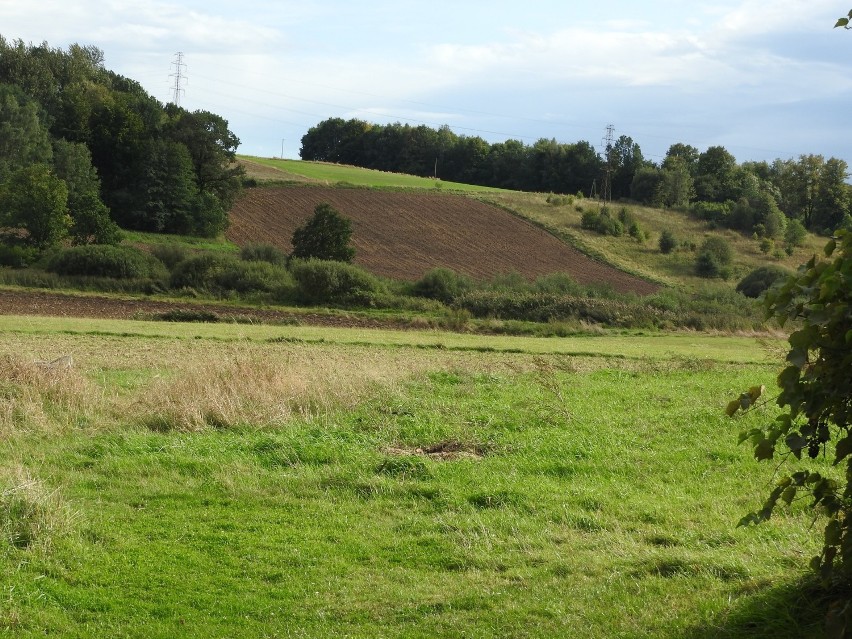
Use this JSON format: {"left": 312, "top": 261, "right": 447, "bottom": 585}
{"left": 240, "top": 156, "right": 507, "bottom": 193}
{"left": 1, "top": 321, "right": 829, "bottom": 638}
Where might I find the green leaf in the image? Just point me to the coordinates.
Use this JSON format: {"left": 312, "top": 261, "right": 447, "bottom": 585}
{"left": 738, "top": 513, "right": 761, "bottom": 527}
{"left": 785, "top": 433, "right": 807, "bottom": 452}
{"left": 835, "top": 436, "right": 852, "bottom": 463}
{"left": 755, "top": 439, "right": 775, "bottom": 461}
{"left": 836, "top": 17, "right": 850, "bottom": 27}
{"left": 825, "top": 239, "right": 836, "bottom": 256}
{"left": 786, "top": 348, "right": 808, "bottom": 369}
{"left": 825, "top": 519, "right": 842, "bottom": 546}
{"left": 726, "top": 399, "right": 742, "bottom": 417}
{"left": 781, "top": 485, "right": 797, "bottom": 505}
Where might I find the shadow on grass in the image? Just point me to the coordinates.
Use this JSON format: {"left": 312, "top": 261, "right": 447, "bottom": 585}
{"left": 685, "top": 576, "right": 846, "bottom": 639}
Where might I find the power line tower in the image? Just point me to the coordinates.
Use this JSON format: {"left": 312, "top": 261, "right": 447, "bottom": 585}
{"left": 169, "top": 52, "right": 187, "bottom": 106}
{"left": 600, "top": 123, "right": 615, "bottom": 205}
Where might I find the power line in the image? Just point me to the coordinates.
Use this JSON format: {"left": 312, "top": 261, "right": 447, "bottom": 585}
{"left": 169, "top": 52, "right": 187, "bottom": 106}
{"left": 601, "top": 124, "right": 615, "bottom": 204}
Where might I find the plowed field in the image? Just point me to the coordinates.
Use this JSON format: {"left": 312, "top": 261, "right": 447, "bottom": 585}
{"left": 227, "top": 187, "right": 658, "bottom": 295}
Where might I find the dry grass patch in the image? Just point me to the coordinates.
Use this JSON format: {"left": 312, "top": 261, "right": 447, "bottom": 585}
{"left": 0, "top": 464, "right": 75, "bottom": 551}
{"left": 2, "top": 333, "right": 546, "bottom": 434}
{"left": 0, "top": 354, "right": 100, "bottom": 435}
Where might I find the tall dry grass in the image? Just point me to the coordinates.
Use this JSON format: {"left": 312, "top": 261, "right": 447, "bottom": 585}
{"left": 0, "top": 464, "right": 75, "bottom": 551}
{"left": 0, "top": 354, "right": 101, "bottom": 435}
{"left": 2, "top": 335, "right": 535, "bottom": 433}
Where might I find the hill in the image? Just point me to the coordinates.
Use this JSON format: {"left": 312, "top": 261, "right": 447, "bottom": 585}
{"left": 236, "top": 157, "right": 824, "bottom": 293}
{"left": 227, "top": 185, "right": 659, "bottom": 295}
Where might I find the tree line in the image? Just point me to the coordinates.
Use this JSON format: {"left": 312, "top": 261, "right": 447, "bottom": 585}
{"left": 300, "top": 118, "right": 852, "bottom": 237}
{"left": 0, "top": 36, "right": 244, "bottom": 256}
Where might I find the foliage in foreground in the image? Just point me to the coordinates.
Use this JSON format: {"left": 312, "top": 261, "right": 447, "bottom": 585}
{"left": 730, "top": 229, "right": 852, "bottom": 633}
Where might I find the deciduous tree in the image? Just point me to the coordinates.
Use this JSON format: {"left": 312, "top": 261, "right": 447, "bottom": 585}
{"left": 291, "top": 203, "right": 355, "bottom": 263}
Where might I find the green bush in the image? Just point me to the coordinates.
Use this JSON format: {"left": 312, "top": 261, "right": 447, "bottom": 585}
{"left": 695, "top": 237, "right": 734, "bottom": 278}
{"left": 170, "top": 254, "right": 292, "bottom": 294}
{"left": 0, "top": 244, "right": 40, "bottom": 268}
{"left": 659, "top": 229, "right": 677, "bottom": 254}
{"left": 150, "top": 244, "right": 189, "bottom": 270}
{"left": 46, "top": 245, "right": 168, "bottom": 280}
{"left": 411, "top": 267, "right": 473, "bottom": 304}
{"left": 691, "top": 201, "right": 732, "bottom": 225}
{"left": 532, "top": 273, "right": 585, "bottom": 296}
{"left": 735, "top": 265, "right": 792, "bottom": 298}
{"left": 290, "top": 259, "right": 382, "bottom": 306}
{"left": 240, "top": 243, "right": 287, "bottom": 266}
{"left": 784, "top": 218, "right": 808, "bottom": 249}
{"left": 581, "top": 208, "right": 624, "bottom": 237}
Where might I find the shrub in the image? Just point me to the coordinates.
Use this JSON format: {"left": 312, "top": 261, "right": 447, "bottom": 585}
{"left": 759, "top": 237, "right": 774, "bottom": 254}
{"left": 150, "top": 244, "right": 189, "bottom": 270}
{"left": 691, "top": 201, "right": 732, "bottom": 224}
{"left": 735, "top": 265, "right": 793, "bottom": 298}
{"left": 658, "top": 229, "right": 677, "bottom": 254}
{"left": 784, "top": 218, "right": 808, "bottom": 249}
{"left": 46, "top": 245, "right": 168, "bottom": 280}
{"left": 580, "top": 208, "right": 624, "bottom": 237}
{"left": 0, "top": 244, "right": 40, "bottom": 268}
{"left": 289, "top": 259, "right": 382, "bottom": 305}
{"left": 240, "top": 243, "right": 287, "bottom": 266}
{"left": 411, "top": 267, "right": 473, "bottom": 304}
{"left": 533, "top": 273, "right": 585, "bottom": 296}
{"left": 695, "top": 237, "right": 733, "bottom": 278}
{"left": 170, "top": 254, "right": 292, "bottom": 294}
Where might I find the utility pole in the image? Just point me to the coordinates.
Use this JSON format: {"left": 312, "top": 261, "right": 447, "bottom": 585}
{"left": 601, "top": 124, "right": 615, "bottom": 205}
{"left": 169, "top": 52, "right": 187, "bottom": 106}
{"left": 281, "top": 139, "right": 285, "bottom": 160}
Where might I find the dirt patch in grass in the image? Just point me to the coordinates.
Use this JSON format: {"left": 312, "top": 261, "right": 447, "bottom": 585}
{"left": 384, "top": 439, "right": 490, "bottom": 461}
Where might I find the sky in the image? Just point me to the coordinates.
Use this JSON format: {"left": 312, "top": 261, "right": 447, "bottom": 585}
{"left": 2, "top": 1, "right": 851, "bottom": 169}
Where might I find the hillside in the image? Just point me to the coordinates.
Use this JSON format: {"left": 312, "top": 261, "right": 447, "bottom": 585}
{"left": 237, "top": 157, "right": 825, "bottom": 294}
{"left": 227, "top": 185, "right": 659, "bottom": 295}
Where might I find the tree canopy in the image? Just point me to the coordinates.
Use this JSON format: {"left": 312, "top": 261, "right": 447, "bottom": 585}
{"left": 290, "top": 203, "right": 356, "bottom": 263}
{"left": 0, "top": 36, "right": 244, "bottom": 247}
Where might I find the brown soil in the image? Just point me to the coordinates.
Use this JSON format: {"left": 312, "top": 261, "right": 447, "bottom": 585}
{"left": 0, "top": 289, "right": 412, "bottom": 330}
{"left": 227, "top": 186, "right": 658, "bottom": 295}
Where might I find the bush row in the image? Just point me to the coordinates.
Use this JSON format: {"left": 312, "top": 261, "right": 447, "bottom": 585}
{"left": 6, "top": 243, "right": 778, "bottom": 331}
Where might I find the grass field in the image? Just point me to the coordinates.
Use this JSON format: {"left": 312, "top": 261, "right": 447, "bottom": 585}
{"left": 0, "top": 316, "right": 831, "bottom": 638}
{"left": 241, "top": 156, "right": 507, "bottom": 193}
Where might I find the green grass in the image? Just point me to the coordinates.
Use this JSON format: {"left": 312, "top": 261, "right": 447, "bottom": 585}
{"left": 0, "top": 318, "right": 832, "bottom": 637}
{"left": 0, "top": 315, "right": 782, "bottom": 363}
{"left": 120, "top": 229, "right": 240, "bottom": 253}
{"left": 240, "top": 156, "right": 507, "bottom": 192}
{"left": 486, "top": 193, "right": 826, "bottom": 292}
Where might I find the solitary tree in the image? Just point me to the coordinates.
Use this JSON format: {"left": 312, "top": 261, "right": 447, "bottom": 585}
{"left": 290, "top": 203, "right": 355, "bottom": 263}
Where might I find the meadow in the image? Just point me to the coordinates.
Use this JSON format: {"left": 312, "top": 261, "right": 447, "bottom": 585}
{"left": 241, "top": 156, "right": 506, "bottom": 192}
{"left": 0, "top": 316, "right": 831, "bottom": 638}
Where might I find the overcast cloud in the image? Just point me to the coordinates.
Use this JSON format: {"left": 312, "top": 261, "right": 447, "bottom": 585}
{"left": 2, "top": 0, "right": 850, "bottom": 168}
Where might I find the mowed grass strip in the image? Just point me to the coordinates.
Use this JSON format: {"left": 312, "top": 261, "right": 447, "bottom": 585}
{"left": 0, "top": 315, "right": 781, "bottom": 364}
{"left": 0, "top": 325, "right": 827, "bottom": 637}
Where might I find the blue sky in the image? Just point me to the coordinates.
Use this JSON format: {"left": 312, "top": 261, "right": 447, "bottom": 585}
{"left": 2, "top": 1, "right": 851, "bottom": 168}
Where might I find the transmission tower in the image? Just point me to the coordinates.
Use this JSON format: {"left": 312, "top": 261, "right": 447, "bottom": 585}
{"left": 600, "top": 124, "right": 615, "bottom": 204}
{"left": 169, "top": 52, "right": 187, "bottom": 106}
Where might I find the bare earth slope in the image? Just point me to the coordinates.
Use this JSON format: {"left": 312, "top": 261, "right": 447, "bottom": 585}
{"left": 227, "top": 187, "right": 658, "bottom": 295}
